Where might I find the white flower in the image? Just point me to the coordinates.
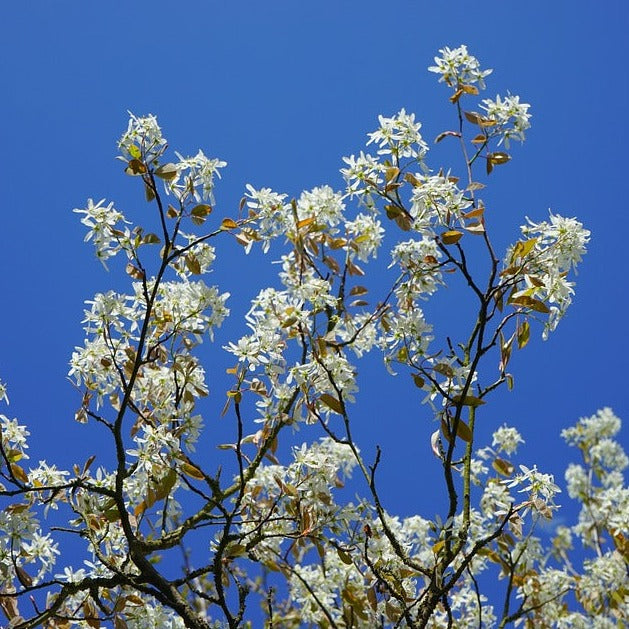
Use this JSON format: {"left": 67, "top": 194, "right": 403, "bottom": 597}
{"left": 73, "top": 198, "right": 131, "bottom": 267}
{"left": 344, "top": 213, "right": 384, "bottom": 261}
{"left": 505, "top": 464, "right": 561, "bottom": 504}
{"left": 367, "top": 108, "right": 428, "bottom": 161}
{"left": 169, "top": 149, "right": 226, "bottom": 203}
{"left": 244, "top": 184, "right": 291, "bottom": 251}
{"left": 118, "top": 112, "right": 166, "bottom": 164}
{"left": 340, "top": 151, "right": 385, "bottom": 204}
{"left": 54, "top": 565, "right": 87, "bottom": 583}
{"left": 481, "top": 480, "right": 513, "bottom": 516}
{"left": 0, "top": 380, "right": 8, "bottom": 405}
{"left": 172, "top": 234, "right": 217, "bottom": 278}
{"left": 409, "top": 174, "right": 472, "bottom": 228}
{"left": 0, "top": 415, "right": 30, "bottom": 451}
{"left": 521, "top": 213, "right": 590, "bottom": 273}
{"left": 296, "top": 185, "right": 345, "bottom": 228}
{"left": 391, "top": 236, "right": 443, "bottom": 297}
{"left": 504, "top": 212, "right": 590, "bottom": 338}
{"left": 565, "top": 463, "right": 589, "bottom": 499}
{"left": 480, "top": 93, "right": 531, "bottom": 146}
{"left": 428, "top": 45, "right": 493, "bottom": 89}
{"left": 562, "top": 407, "right": 621, "bottom": 447}
{"left": 492, "top": 424, "right": 524, "bottom": 455}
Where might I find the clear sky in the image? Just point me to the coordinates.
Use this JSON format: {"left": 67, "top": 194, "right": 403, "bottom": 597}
{"left": 1, "top": 0, "right": 628, "bottom": 567}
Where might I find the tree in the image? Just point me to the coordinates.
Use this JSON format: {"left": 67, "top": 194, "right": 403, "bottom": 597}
{"left": 0, "top": 45, "right": 627, "bottom": 628}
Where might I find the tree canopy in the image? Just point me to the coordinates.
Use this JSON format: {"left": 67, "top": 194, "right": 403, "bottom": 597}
{"left": 0, "top": 45, "right": 627, "bottom": 628}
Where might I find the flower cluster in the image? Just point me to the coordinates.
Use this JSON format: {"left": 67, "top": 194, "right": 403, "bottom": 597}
{"left": 169, "top": 149, "right": 227, "bottom": 204}
{"left": 118, "top": 112, "right": 167, "bottom": 164}
{"left": 428, "top": 44, "right": 493, "bottom": 89}
{"left": 410, "top": 174, "right": 471, "bottom": 229}
{"left": 481, "top": 93, "right": 531, "bottom": 146}
{"left": 505, "top": 212, "right": 590, "bottom": 338}
{"left": 73, "top": 198, "right": 131, "bottom": 267}
{"left": 0, "top": 48, "right": 618, "bottom": 629}
{"left": 367, "top": 108, "right": 428, "bottom": 162}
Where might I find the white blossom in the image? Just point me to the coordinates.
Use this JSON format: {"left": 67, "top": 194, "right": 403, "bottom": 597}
{"left": 428, "top": 45, "right": 493, "bottom": 89}
{"left": 73, "top": 198, "right": 131, "bottom": 267}
{"left": 118, "top": 112, "right": 166, "bottom": 164}
{"left": 492, "top": 424, "right": 525, "bottom": 455}
{"left": 480, "top": 92, "right": 531, "bottom": 146}
{"left": 367, "top": 108, "right": 428, "bottom": 161}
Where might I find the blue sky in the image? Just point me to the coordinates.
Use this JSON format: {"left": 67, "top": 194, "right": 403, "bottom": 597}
{"left": 1, "top": 0, "right": 628, "bottom": 564}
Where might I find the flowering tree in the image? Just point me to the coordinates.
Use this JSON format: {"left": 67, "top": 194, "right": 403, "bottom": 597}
{"left": 1, "top": 46, "right": 627, "bottom": 628}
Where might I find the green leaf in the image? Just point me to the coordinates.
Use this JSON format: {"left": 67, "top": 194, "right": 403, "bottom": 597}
{"left": 225, "top": 543, "right": 247, "bottom": 558}
{"left": 432, "top": 539, "right": 445, "bottom": 555}
{"left": 128, "top": 144, "right": 142, "bottom": 159}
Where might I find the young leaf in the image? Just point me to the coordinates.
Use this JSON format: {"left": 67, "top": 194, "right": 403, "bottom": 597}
{"left": 452, "top": 394, "right": 486, "bottom": 407}
{"left": 319, "top": 393, "right": 344, "bottom": 414}
{"left": 454, "top": 418, "right": 473, "bottom": 442}
{"left": 517, "top": 320, "right": 530, "bottom": 349}
{"left": 181, "top": 461, "right": 205, "bottom": 481}
{"left": 349, "top": 285, "right": 368, "bottom": 296}
{"left": 125, "top": 263, "right": 145, "bottom": 280}
{"left": 125, "top": 159, "right": 147, "bottom": 175}
{"left": 441, "top": 230, "right": 463, "bottom": 245}
{"left": 435, "top": 130, "right": 461, "bottom": 143}
{"left": 143, "top": 233, "right": 160, "bottom": 244}
{"left": 488, "top": 151, "right": 511, "bottom": 165}
{"left": 154, "top": 163, "right": 178, "bottom": 180}
{"left": 337, "top": 549, "right": 353, "bottom": 565}
{"left": 509, "top": 295, "right": 550, "bottom": 314}
{"left": 221, "top": 218, "right": 238, "bottom": 230}
{"left": 185, "top": 253, "right": 201, "bottom": 275}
